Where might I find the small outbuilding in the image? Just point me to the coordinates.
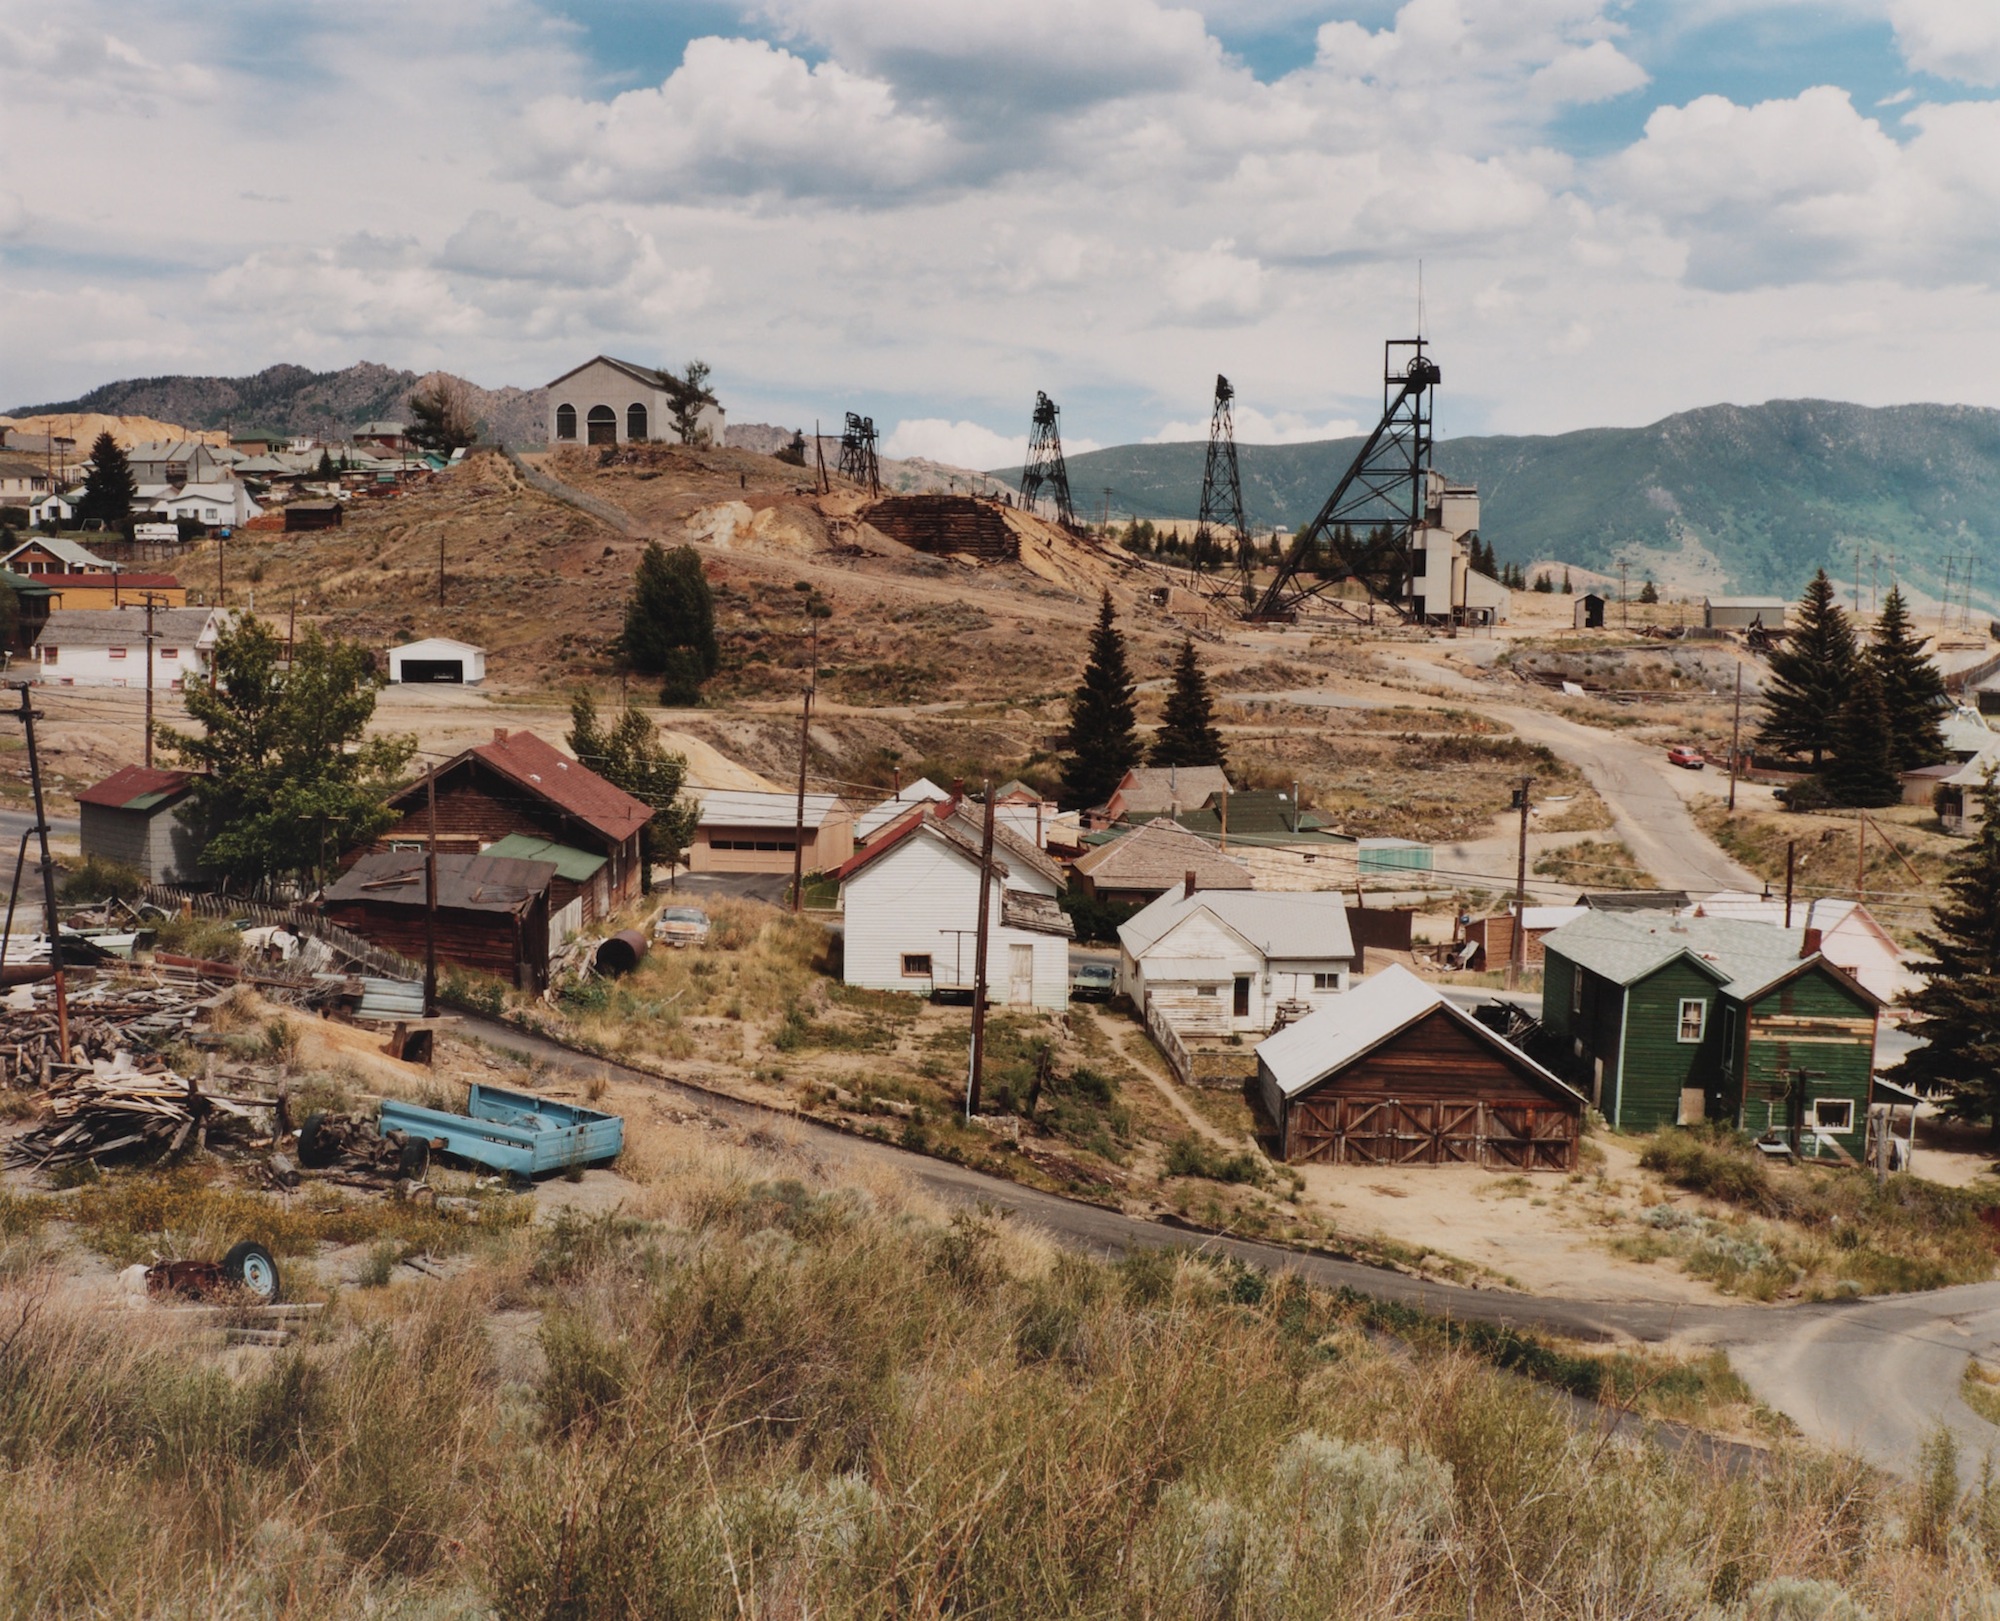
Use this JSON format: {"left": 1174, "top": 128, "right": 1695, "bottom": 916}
{"left": 285, "top": 500, "right": 344, "bottom": 532}
{"left": 323, "top": 851, "right": 556, "bottom": 990}
{"left": 77, "top": 765, "right": 201, "bottom": 883}
{"left": 1704, "top": 597, "right": 1790, "bottom": 632}
{"left": 388, "top": 637, "right": 486, "bottom": 685}
{"left": 1256, "top": 965, "right": 1584, "bottom": 1167}
{"left": 1573, "top": 591, "right": 1607, "bottom": 629}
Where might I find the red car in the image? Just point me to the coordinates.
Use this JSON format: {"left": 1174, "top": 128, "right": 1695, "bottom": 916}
{"left": 1667, "top": 745, "right": 1706, "bottom": 769}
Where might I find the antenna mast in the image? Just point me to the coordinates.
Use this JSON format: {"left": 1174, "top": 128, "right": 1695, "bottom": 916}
{"left": 1018, "top": 392, "right": 1075, "bottom": 528}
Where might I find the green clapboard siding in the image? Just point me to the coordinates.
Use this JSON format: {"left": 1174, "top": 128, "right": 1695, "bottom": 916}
{"left": 1542, "top": 954, "right": 1576, "bottom": 1047}
{"left": 1737, "top": 967, "right": 1877, "bottom": 1149}
{"left": 1617, "top": 960, "right": 1725, "bottom": 1131}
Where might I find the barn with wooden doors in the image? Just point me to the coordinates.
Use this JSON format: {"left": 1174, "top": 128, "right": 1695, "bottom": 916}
{"left": 1255, "top": 965, "right": 1584, "bottom": 1168}
{"left": 322, "top": 851, "right": 556, "bottom": 990}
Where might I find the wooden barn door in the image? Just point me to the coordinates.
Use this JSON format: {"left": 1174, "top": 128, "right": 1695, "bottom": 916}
{"left": 1484, "top": 1104, "right": 1579, "bottom": 1170}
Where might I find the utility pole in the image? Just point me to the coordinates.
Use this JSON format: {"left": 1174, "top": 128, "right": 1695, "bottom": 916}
{"left": 424, "top": 763, "right": 439, "bottom": 1017}
{"left": 1508, "top": 775, "right": 1531, "bottom": 990}
{"left": 142, "top": 593, "right": 158, "bottom": 768}
{"left": 1726, "top": 661, "right": 1742, "bottom": 812}
{"left": 1940, "top": 557, "right": 1955, "bottom": 635}
{"left": 1620, "top": 560, "right": 1628, "bottom": 631}
{"left": 1219, "top": 788, "right": 1228, "bottom": 853}
{"left": 216, "top": 527, "right": 224, "bottom": 606}
{"left": 1855, "top": 808, "right": 1866, "bottom": 904}
{"left": 789, "top": 687, "right": 812, "bottom": 915}
{"left": 15, "top": 686, "right": 68, "bottom": 1057}
{"left": 966, "top": 781, "right": 997, "bottom": 1119}
{"left": 438, "top": 528, "right": 445, "bottom": 607}
{"left": 1783, "top": 840, "right": 1796, "bottom": 928}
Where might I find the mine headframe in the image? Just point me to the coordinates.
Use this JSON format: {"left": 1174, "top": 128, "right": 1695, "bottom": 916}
{"left": 1018, "top": 391, "right": 1076, "bottom": 529}
{"left": 837, "top": 412, "right": 881, "bottom": 496}
{"left": 1193, "top": 374, "right": 1254, "bottom": 607}
{"left": 1247, "top": 338, "right": 1439, "bottom": 623}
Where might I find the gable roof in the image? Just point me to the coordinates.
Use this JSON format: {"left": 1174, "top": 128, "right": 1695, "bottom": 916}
{"left": 1681, "top": 892, "right": 1890, "bottom": 943}
{"left": 33, "top": 607, "right": 225, "bottom": 648}
{"left": 1258, "top": 964, "right": 1583, "bottom": 1102}
{"left": 1107, "top": 765, "right": 1232, "bottom": 818}
{"left": 546, "top": 355, "right": 708, "bottom": 406}
{"left": 77, "top": 764, "right": 194, "bottom": 812}
{"left": 992, "top": 779, "right": 1042, "bottom": 803}
{"left": 1073, "top": 817, "right": 1253, "bottom": 891}
{"left": 391, "top": 636, "right": 485, "bottom": 658}
{"left": 1120, "top": 887, "right": 1355, "bottom": 963}
{"left": 1543, "top": 910, "right": 1884, "bottom": 1006}
{"left": 325, "top": 850, "right": 554, "bottom": 915}
{"left": 832, "top": 797, "right": 1063, "bottom": 891}
{"left": 387, "top": 730, "right": 652, "bottom": 846}
{"left": 855, "top": 777, "right": 949, "bottom": 840}
{"left": 3, "top": 535, "right": 111, "bottom": 570}
{"left": 696, "top": 787, "right": 845, "bottom": 832}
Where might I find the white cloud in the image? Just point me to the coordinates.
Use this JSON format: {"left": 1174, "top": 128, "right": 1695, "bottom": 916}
{"left": 1162, "top": 243, "right": 1269, "bottom": 322}
{"left": 883, "top": 419, "right": 1028, "bottom": 468}
{"left": 1528, "top": 39, "right": 1649, "bottom": 103}
{"left": 1148, "top": 406, "right": 1363, "bottom": 444}
{"left": 1891, "top": 0, "right": 2000, "bottom": 87}
{"left": 439, "top": 210, "right": 643, "bottom": 287}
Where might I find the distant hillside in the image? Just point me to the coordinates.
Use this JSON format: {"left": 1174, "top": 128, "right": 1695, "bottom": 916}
{"left": 1013, "top": 399, "right": 2000, "bottom": 602}
{"left": 12, "top": 363, "right": 545, "bottom": 446}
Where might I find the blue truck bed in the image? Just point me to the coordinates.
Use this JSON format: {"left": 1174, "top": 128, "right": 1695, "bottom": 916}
{"left": 378, "top": 1083, "right": 623, "bottom": 1178}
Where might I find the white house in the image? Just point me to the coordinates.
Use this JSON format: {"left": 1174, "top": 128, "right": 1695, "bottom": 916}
{"left": 546, "top": 356, "right": 726, "bottom": 448}
{"left": 27, "top": 488, "right": 80, "bottom": 526}
{"left": 832, "top": 798, "right": 1073, "bottom": 1009}
{"left": 854, "top": 777, "right": 950, "bottom": 844}
{"left": 32, "top": 606, "right": 230, "bottom": 689}
{"left": 1118, "top": 885, "right": 1357, "bottom": 1039}
{"left": 1679, "top": 892, "right": 1916, "bottom": 1006}
{"left": 388, "top": 637, "right": 486, "bottom": 685}
{"left": 135, "top": 479, "right": 261, "bottom": 528}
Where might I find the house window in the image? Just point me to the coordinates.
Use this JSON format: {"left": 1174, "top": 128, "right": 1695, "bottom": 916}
{"left": 1570, "top": 969, "right": 1583, "bottom": 1016}
{"left": 627, "top": 402, "right": 648, "bottom": 441}
{"left": 159, "top": 647, "right": 177, "bottom": 659}
{"left": 1312, "top": 972, "right": 1341, "bottom": 990}
{"left": 41, "top": 647, "right": 55, "bottom": 665}
{"left": 1677, "top": 998, "right": 1707, "bottom": 1043}
{"left": 901, "top": 954, "right": 933, "bottom": 977}
{"left": 1195, "top": 985, "right": 1218, "bottom": 998}
{"left": 204, "top": 509, "right": 218, "bottom": 522}
{"left": 555, "top": 403, "right": 577, "bottom": 441}
{"left": 164, "top": 462, "right": 187, "bottom": 483}
{"left": 586, "top": 405, "right": 617, "bottom": 445}
{"left": 109, "top": 647, "right": 127, "bottom": 659}
{"left": 1812, "top": 1098, "right": 1855, "bottom": 1134}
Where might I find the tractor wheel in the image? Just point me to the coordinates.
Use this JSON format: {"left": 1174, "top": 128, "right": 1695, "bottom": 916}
{"left": 221, "top": 1240, "right": 282, "bottom": 1303}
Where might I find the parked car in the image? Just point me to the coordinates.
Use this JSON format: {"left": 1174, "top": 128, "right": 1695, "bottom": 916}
{"left": 1667, "top": 745, "right": 1705, "bottom": 769}
{"left": 1069, "top": 962, "right": 1116, "bottom": 1001}
{"left": 654, "top": 905, "right": 711, "bottom": 947}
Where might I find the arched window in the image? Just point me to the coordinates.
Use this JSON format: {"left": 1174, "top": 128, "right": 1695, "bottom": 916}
{"left": 555, "top": 403, "right": 577, "bottom": 441}
{"left": 627, "top": 402, "right": 648, "bottom": 441}
{"left": 586, "top": 405, "right": 616, "bottom": 445}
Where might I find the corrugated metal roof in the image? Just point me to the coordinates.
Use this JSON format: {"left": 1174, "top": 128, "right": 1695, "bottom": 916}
{"left": 1258, "top": 965, "right": 1580, "bottom": 1101}
{"left": 482, "top": 832, "right": 606, "bottom": 883}
{"left": 698, "top": 787, "right": 845, "bottom": 831}
{"left": 76, "top": 764, "right": 194, "bottom": 811}
{"left": 1120, "top": 888, "right": 1355, "bottom": 962}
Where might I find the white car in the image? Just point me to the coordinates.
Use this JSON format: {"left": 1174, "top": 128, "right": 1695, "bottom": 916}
{"left": 653, "top": 906, "right": 711, "bottom": 947}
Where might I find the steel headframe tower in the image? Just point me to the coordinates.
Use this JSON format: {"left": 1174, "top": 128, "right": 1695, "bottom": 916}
{"left": 1192, "top": 374, "right": 1252, "bottom": 605}
{"left": 837, "top": 412, "right": 880, "bottom": 496}
{"left": 1248, "top": 337, "right": 1440, "bottom": 623}
{"left": 1018, "top": 391, "right": 1075, "bottom": 528}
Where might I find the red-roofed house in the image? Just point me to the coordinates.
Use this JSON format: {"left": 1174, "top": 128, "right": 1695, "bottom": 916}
{"left": 78, "top": 765, "right": 200, "bottom": 882}
{"left": 366, "top": 729, "right": 652, "bottom": 931}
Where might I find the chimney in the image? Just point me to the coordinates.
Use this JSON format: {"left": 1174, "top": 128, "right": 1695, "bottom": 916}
{"left": 1184, "top": 870, "right": 1198, "bottom": 900}
{"left": 1801, "top": 926, "right": 1822, "bottom": 958}
{"left": 492, "top": 727, "right": 508, "bottom": 743}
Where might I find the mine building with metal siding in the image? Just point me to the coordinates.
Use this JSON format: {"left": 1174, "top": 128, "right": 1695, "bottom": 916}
{"left": 1256, "top": 965, "right": 1583, "bottom": 1168}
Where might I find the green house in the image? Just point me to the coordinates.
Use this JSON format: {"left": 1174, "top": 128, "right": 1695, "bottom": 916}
{"left": 1540, "top": 912, "right": 1883, "bottom": 1153}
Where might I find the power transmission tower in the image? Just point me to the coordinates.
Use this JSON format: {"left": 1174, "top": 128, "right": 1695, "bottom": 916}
{"left": 1018, "top": 392, "right": 1075, "bottom": 528}
{"left": 1193, "top": 374, "right": 1251, "bottom": 606}
{"left": 836, "top": 413, "right": 880, "bottom": 496}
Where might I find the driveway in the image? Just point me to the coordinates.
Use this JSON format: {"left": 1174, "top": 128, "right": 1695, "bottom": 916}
{"left": 464, "top": 1013, "right": 1991, "bottom": 1480}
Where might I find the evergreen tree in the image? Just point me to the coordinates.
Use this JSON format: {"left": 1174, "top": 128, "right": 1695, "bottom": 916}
{"left": 1870, "top": 585, "right": 1947, "bottom": 772}
{"left": 1149, "top": 639, "right": 1227, "bottom": 770}
{"left": 1639, "top": 578, "right": 1659, "bottom": 604}
{"left": 1533, "top": 572, "right": 1554, "bottom": 593}
{"left": 1059, "top": 591, "right": 1141, "bottom": 811}
{"left": 621, "top": 542, "right": 718, "bottom": 706}
{"left": 1561, "top": 569, "right": 1573, "bottom": 594}
{"left": 569, "top": 690, "right": 699, "bottom": 891}
{"left": 79, "top": 432, "right": 136, "bottom": 525}
{"left": 1757, "top": 570, "right": 1857, "bottom": 767}
{"left": 1902, "top": 775, "right": 2000, "bottom": 1139}
{"left": 316, "top": 448, "right": 336, "bottom": 478}
{"left": 1827, "top": 659, "right": 1900, "bottom": 806}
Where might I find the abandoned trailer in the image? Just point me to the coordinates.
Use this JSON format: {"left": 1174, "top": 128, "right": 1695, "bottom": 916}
{"left": 1256, "top": 966, "right": 1584, "bottom": 1168}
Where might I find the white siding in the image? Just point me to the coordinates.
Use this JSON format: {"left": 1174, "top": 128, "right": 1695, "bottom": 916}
{"left": 34, "top": 641, "right": 210, "bottom": 689}
{"left": 1126, "top": 915, "right": 1352, "bottom": 1036}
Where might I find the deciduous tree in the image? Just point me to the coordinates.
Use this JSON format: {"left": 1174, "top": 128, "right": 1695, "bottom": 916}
{"left": 1150, "top": 638, "right": 1227, "bottom": 771}
{"left": 1902, "top": 774, "right": 2000, "bottom": 1140}
{"left": 79, "top": 432, "right": 136, "bottom": 525}
{"left": 669, "top": 360, "right": 717, "bottom": 445}
{"left": 406, "top": 373, "right": 479, "bottom": 452}
{"left": 1757, "top": 569, "right": 1857, "bottom": 768}
{"left": 158, "top": 620, "right": 414, "bottom": 892}
{"left": 569, "top": 690, "right": 699, "bottom": 890}
{"left": 1059, "top": 591, "right": 1141, "bottom": 811}
{"left": 621, "top": 542, "right": 718, "bottom": 706}
{"left": 1869, "top": 585, "right": 1947, "bottom": 773}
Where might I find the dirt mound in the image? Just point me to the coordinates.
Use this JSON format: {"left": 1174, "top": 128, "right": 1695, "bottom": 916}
{"left": 0, "top": 412, "right": 225, "bottom": 449}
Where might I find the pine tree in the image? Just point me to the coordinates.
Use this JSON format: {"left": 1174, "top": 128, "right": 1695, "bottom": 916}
{"left": 79, "top": 432, "right": 136, "bottom": 524}
{"left": 1059, "top": 591, "right": 1141, "bottom": 811}
{"left": 1533, "top": 572, "right": 1554, "bottom": 593}
{"left": 1561, "top": 569, "right": 1573, "bottom": 595}
{"left": 316, "top": 448, "right": 336, "bottom": 478}
{"left": 1756, "top": 569, "right": 1857, "bottom": 767}
{"left": 1870, "top": 585, "right": 1947, "bottom": 772}
{"left": 1150, "top": 639, "right": 1227, "bottom": 770}
{"left": 1827, "top": 659, "right": 1900, "bottom": 806}
{"left": 1639, "top": 578, "right": 1659, "bottom": 605}
{"left": 621, "top": 543, "right": 718, "bottom": 706}
{"left": 1902, "top": 775, "right": 2000, "bottom": 1139}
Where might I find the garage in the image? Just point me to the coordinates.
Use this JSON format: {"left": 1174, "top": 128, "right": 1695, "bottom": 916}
{"left": 387, "top": 636, "right": 486, "bottom": 686}
{"left": 1257, "top": 965, "right": 1583, "bottom": 1169}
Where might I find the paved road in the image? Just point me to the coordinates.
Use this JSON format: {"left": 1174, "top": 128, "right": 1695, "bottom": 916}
{"left": 463, "top": 1013, "right": 1986, "bottom": 1478}
{"left": 0, "top": 810, "right": 78, "bottom": 843}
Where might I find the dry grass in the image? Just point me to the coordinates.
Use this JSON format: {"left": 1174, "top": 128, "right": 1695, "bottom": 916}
{"left": 1532, "top": 838, "right": 1659, "bottom": 890}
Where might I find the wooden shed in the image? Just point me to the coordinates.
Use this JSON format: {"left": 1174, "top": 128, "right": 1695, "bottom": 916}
{"left": 1256, "top": 965, "right": 1583, "bottom": 1168}
{"left": 322, "top": 851, "right": 556, "bottom": 990}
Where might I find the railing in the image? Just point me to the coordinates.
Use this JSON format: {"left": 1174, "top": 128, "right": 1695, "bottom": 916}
{"left": 138, "top": 885, "right": 423, "bottom": 981}
{"left": 1144, "top": 995, "right": 1194, "bottom": 1087}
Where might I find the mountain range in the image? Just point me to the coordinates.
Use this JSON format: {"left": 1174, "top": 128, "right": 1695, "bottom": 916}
{"left": 1016, "top": 399, "right": 2000, "bottom": 604}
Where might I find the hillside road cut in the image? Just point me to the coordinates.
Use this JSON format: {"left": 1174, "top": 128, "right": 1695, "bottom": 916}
{"left": 466, "top": 1015, "right": 1994, "bottom": 1481}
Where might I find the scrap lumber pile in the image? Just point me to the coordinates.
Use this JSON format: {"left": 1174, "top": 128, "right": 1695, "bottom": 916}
{"left": 5, "top": 1055, "right": 277, "bottom": 1171}
{"left": 0, "top": 974, "right": 234, "bottom": 1086}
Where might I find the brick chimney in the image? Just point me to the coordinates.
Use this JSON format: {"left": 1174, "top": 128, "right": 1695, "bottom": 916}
{"left": 1184, "top": 870, "right": 1198, "bottom": 900}
{"left": 1801, "top": 926, "right": 1823, "bottom": 958}
{"left": 492, "top": 727, "right": 509, "bottom": 743}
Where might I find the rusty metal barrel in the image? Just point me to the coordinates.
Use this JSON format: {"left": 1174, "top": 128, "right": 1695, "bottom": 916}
{"left": 594, "top": 930, "right": 650, "bottom": 977}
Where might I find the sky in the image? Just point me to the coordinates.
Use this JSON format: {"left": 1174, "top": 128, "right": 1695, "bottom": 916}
{"left": 2, "top": 0, "right": 1998, "bottom": 466}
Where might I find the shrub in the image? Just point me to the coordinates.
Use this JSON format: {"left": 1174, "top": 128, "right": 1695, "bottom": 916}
{"left": 1164, "top": 1136, "right": 1268, "bottom": 1186}
{"left": 56, "top": 857, "right": 146, "bottom": 903}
